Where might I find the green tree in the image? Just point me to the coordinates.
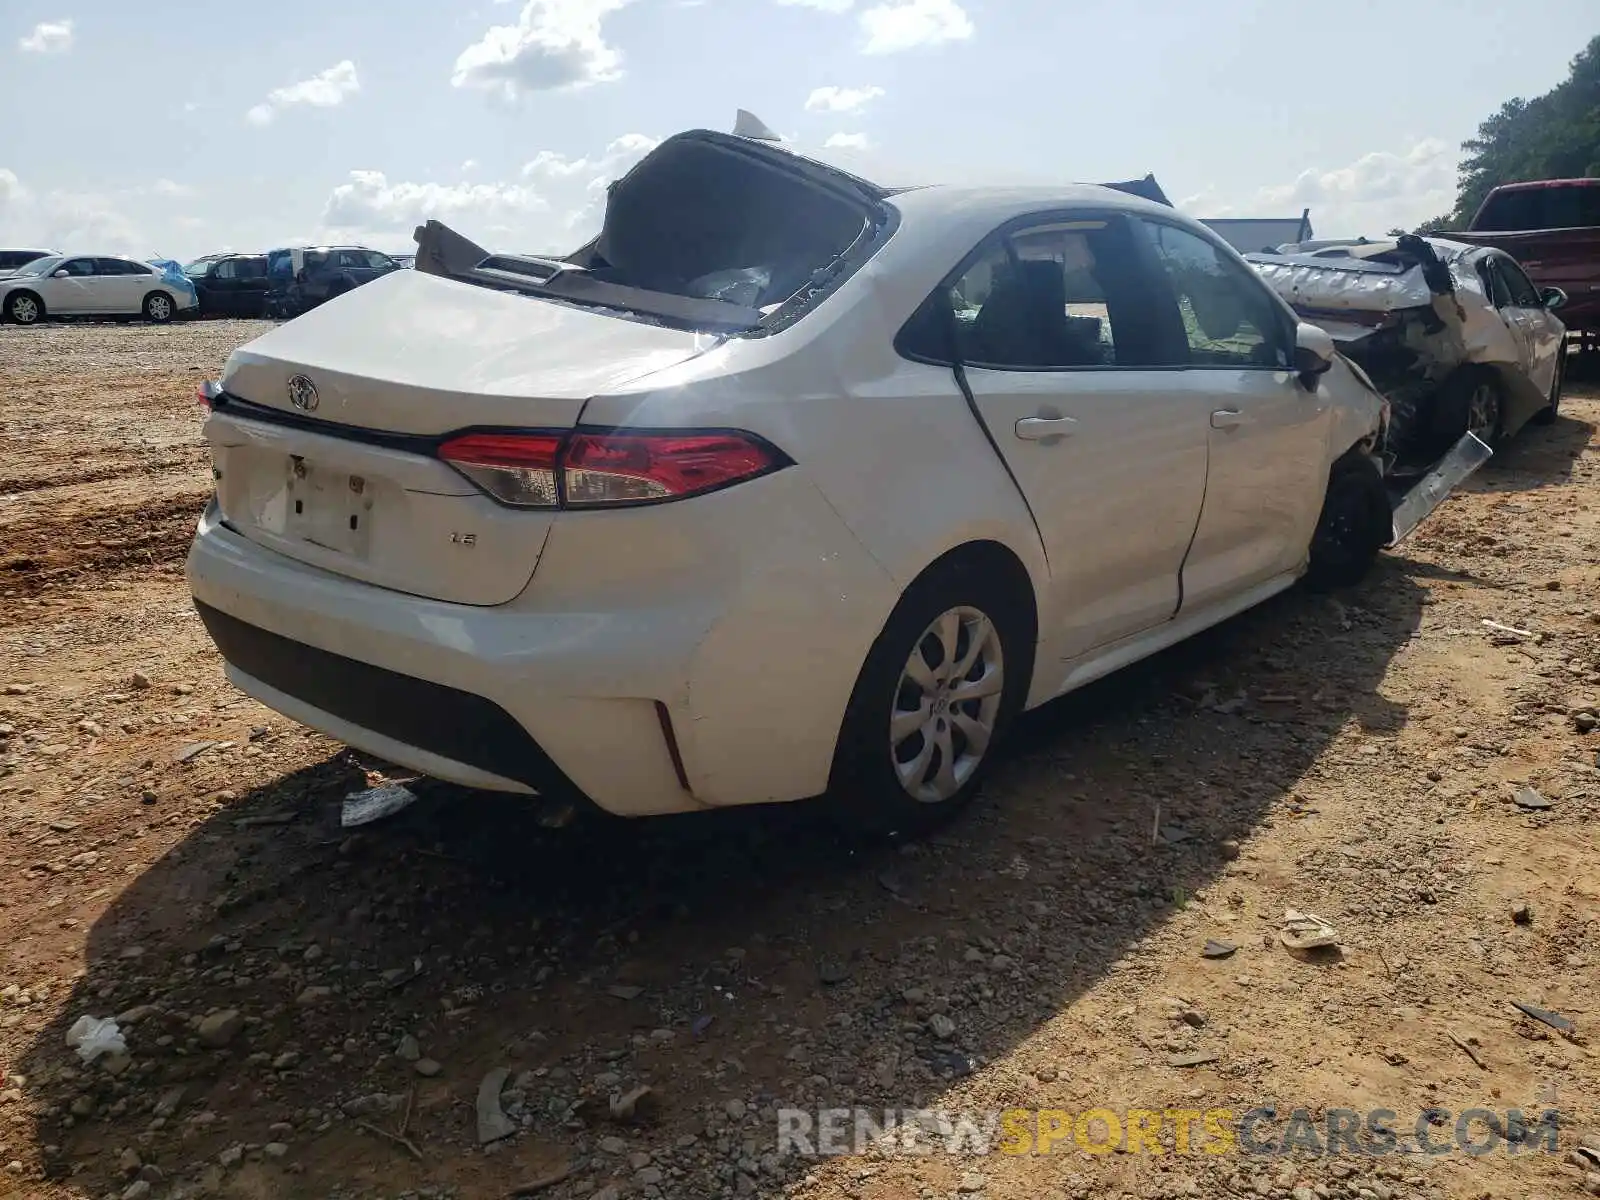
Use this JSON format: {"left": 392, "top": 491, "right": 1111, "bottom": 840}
{"left": 1442, "top": 34, "right": 1600, "bottom": 226}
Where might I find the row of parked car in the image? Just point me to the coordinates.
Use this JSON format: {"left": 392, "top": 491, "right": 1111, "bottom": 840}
{"left": 0, "top": 244, "right": 412, "bottom": 324}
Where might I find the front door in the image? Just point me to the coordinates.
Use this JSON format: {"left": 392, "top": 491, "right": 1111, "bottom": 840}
{"left": 1132, "top": 218, "right": 1332, "bottom": 609}
{"left": 934, "top": 215, "right": 1211, "bottom": 664}
{"left": 47, "top": 257, "right": 101, "bottom": 313}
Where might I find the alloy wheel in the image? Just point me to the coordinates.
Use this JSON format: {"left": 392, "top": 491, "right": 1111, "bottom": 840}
{"left": 890, "top": 606, "right": 1005, "bottom": 804}
{"left": 148, "top": 296, "right": 172, "bottom": 321}
{"left": 1466, "top": 381, "right": 1500, "bottom": 442}
{"left": 11, "top": 296, "right": 38, "bottom": 324}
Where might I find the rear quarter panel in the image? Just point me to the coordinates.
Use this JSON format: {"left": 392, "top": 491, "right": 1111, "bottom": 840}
{"left": 576, "top": 258, "right": 1054, "bottom": 707}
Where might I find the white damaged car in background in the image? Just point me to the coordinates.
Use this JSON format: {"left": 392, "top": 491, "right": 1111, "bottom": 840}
{"left": 184, "top": 118, "right": 1478, "bottom": 836}
{"left": 1246, "top": 235, "right": 1568, "bottom": 468}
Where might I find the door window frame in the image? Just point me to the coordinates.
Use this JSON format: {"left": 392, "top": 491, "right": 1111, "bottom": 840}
{"left": 1491, "top": 252, "right": 1541, "bottom": 308}
{"left": 1131, "top": 215, "right": 1297, "bottom": 371}
{"left": 894, "top": 208, "right": 1188, "bottom": 372}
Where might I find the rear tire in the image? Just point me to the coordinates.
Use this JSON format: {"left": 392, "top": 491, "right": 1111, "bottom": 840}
{"left": 1434, "top": 365, "right": 1504, "bottom": 452}
{"left": 828, "top": 554, "right": 1032, "bottom": 839}
{"left": 6, "top": 291, "right": 44, "bottom": 325}
{"left": 143, "top": 292, "right": 174, "bottom": 324}
{"left": 1305, "top": 453, "right": 1390, "bottom": 592}
{"left": 1531, "top": 340, "right": 1565, "bottom": 425}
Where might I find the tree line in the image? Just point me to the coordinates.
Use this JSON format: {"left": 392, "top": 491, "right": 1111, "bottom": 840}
{"left": 1406, "top": 33, "right": 1599, "bottom": 233}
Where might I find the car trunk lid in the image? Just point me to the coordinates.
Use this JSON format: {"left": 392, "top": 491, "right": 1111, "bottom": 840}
{"left": 208, "top": 269, "right": 712, "bottom": 606}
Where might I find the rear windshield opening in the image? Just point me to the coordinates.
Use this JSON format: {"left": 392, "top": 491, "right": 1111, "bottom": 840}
{"left": 569, "top": 138, "right": 873, "bottom": 311}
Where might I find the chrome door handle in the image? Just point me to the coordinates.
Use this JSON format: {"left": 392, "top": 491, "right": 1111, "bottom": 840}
{"left": 1015, "top": 416, "right": 1078, "bottom": 441}
{"left": 1210, "top": 409, "right": 1249, "bottom": 430}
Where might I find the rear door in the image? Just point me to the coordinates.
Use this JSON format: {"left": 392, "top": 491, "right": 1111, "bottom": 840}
{"left": 918, "top": 213, "right": 1209, "bottom": 661}
{"left": 1132, "top": 217, "right": 1331, "bottom": 608}
{"left": 104, "top": 259, "right": 153, "bottom": 312}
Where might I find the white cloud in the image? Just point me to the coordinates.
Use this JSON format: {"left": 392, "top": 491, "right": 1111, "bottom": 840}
{"left": 0, "top": 169, "right": 24, "bottom": 212}
{"left": 859, "top": 0, "right": 971, "bottom": 53}
{"left": 246, "top": 60, "right": 360, "bottom": 126}
{"left": 452, "top": 0, "right": 632, "bottom": 100}
{"left": 824, "top": 132, "right": 871, "bottom": 151}
{"left": 776, "top": 0, "right": 855, "bottom": 10}
{"left": 461, "top": 159, "right": 478, "bottom": 173}
{"left": 149, "top": 179, "right": 195, "bottom": 199}
{"left": 1185, "top": 139, "right": 1460, "bottom": 239}
{"left": 805, "top": 85, "right": 884, "bottom": 113}
{"left": 322, "top": 171, "right": 548, "bottom": 233}
{"left": 316, "top": 138, "right": 663, "bottom": 254}
{"left": 19, "top": 19, "right": 73, "bottom": 54}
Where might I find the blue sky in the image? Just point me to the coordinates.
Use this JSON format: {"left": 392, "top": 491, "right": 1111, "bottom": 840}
{"left": 1, "top": 0, "right": 1594, "bottom": 259}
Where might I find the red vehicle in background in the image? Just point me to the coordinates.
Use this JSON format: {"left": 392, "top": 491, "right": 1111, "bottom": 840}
{"left": 1447, "top": 178, "right": 1600, "bottom": 354}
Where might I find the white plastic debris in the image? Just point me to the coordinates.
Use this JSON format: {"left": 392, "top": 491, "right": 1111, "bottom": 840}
{"left": 65, "top": 1015, "right": 126, "bottom": 1063}
{"left": 341, "top": 784, "right": 419, "bottom": 828}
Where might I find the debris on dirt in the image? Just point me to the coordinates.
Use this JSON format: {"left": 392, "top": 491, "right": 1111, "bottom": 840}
{"left": 232, "top": 810, "right": 299, "bottom": 829}
{"left": 1201, "top": 939, "right": 1238, "bottom": 958}
{"left": 174, "top": 740, "right": 218, "bottom": 763}
{"left": 341, "top": 783, "right": 420, "bottom": 827}
{"left": 1482, "top": 619, "right": 1536, "bottom": 642}
{"left": 477, "top": 1068, "right": 518, "bottom": 1144}
{"left": 1168, "top": 1050, "right": 1218, "bottom": 1068}
{"left": 507, "top": 1164, "right": 573, "bottom": 1197}
{"left": 605, "top": 984, "right": 644, "bottom": 1001}
{"left": 1279, "top": 910, "right": 1339, "bottom": 952}
{"left": 609, "top": 1084, "right": 658, "bottom": 1125}
{"left": 1511, "top": 1000, "right": 1575, "bottom": 1034}
{"left": 1513, "top": 786, "right": 1554, "bottom": 810}
{"left": 65, "top": 1015, "right": 125, "bottom": 1062}
{"left": 1447, "top": 1029, "right": 1488, "bottom": 1069}
{"left": 1511, "top": 900, "right": 1534, "bottom": 925}
{"left": 196, "top": 1009, "right": 243, "bottom": 1049}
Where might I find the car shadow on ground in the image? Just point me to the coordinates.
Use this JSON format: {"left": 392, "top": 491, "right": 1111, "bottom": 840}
{"left": 23, "top": 565, "right": 1427, "bottom": 1198}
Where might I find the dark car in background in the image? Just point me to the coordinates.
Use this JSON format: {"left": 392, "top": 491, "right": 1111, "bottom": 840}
{"left": 264, "top": 245, "right": 400, "bottom": 318}
{"left": 0, "top": 248, "right": 61, "bottom": 273}
{"left": 185, "top": 253, "right": 270, "bottom": 317}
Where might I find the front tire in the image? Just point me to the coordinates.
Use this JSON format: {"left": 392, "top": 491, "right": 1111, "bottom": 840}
{"left": 829, "top": 557, "right": 1031, "bottom": 839}
{"left": 143, "top": 292, "right": 174, "bottom": 324}
{"left": 1531, "top": 340, "right": 1565, "bottom": 425}
{"left": 1305, "top": 453, "right": 1390, "bottom": 592}
{"left": 6, "top": 291, "right": 44, "bottom": 325}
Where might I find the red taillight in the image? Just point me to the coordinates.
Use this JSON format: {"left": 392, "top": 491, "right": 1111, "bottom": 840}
{"left": 437, "top": 430, "right": 786, "bottom": 509}
{"left": 196, "top": 381, "right": 218, "bottom": 411}
{"left": 437, "top": 432, "right": 562, "bottom": 508}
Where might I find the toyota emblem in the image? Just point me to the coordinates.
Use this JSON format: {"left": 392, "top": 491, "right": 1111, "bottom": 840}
{"left": 287, "top": 375, "right": 319, "bottom": 412}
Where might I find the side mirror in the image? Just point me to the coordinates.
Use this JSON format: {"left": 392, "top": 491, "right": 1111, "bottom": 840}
{"left": 1541, "top": 286, "right": 1568, "bottom": 311}
{"left": 1293, "top": 322, "right": 1336, "bottom": 388}
{"left": 52, "top": 269, "right": 69, "bottom": 278}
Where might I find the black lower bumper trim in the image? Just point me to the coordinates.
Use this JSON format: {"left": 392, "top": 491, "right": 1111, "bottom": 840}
{"left": 193, "top": 600, "right": 578, "bottom": 795}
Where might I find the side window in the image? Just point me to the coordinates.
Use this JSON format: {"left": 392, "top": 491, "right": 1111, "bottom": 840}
{"left": 1480, "top": 259, "right": 1514, "bottom": 308}
{"left": 1497, "top": 256, "right": 1541, "bottom": 307}
{"left": 363, "top": 251, "right": 395, "bottom": 270}
{"left": 60, "top": 258, "right": 97, "bottom": 276}
{"left": 240, "top": 258, "right": 267, "bottom": 279}
{"left": 900, "top": 217, "right": 1172, "bottom": 370}
{"left": 1137, "top": 220, "right": 1290, "bottom": 368}
{"left": 215, "top": 260, "right": 239, "bottom": 280}
{"left": 337, "top": 249, "right": 370, "bottom": 269}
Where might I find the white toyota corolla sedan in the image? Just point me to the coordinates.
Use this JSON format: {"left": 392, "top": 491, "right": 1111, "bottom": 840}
{"left": 186, "top": 127, "right": 1396, "bottom": 834}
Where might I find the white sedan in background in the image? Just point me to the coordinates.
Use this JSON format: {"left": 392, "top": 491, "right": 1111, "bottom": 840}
{"left": 1, "top": 254, "right": 199, "bottom": 324}
{"left": 188, "top": 125, "right": 1404, "bottom": 837}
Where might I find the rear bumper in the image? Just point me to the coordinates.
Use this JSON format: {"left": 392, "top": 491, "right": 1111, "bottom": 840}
{"left": 195, "top": 600, "right": 576, "bottom": 796}
{"left": 185, "top": 474, "right": 898, "bottom": 815}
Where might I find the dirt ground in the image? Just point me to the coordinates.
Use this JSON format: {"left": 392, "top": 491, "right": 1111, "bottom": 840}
{"left": 1, "top": 320, "right": 1598, "bottom": 1200}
